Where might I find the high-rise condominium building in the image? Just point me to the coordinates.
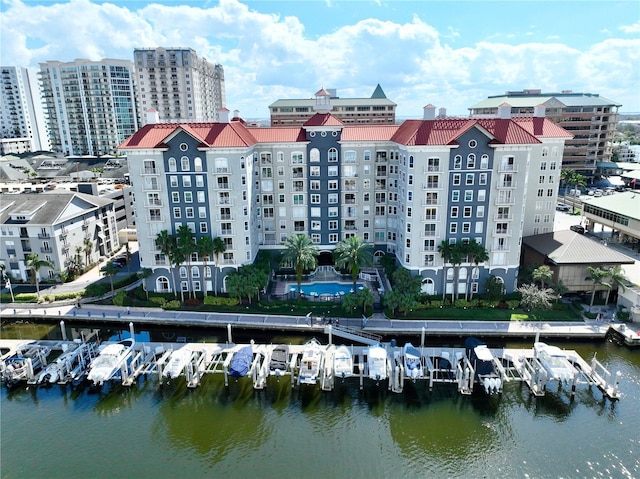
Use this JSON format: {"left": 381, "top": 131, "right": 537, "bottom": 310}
{"left": 133, "top": 47, "right": 225, "bottom": 125}
{"left": 0, "top": 66, "right": 50, "bottom": 153}
{"left": 469, "top": 89, "right": 621, "bottom": 176}
{"left": 120, "top": 90, "right": 571, "bottom": 298}
{"left": 38, "top": 59, "right": 138, "bottom": 157}
{"left": 269, "top": 85, "right": 397, "bottom": 126}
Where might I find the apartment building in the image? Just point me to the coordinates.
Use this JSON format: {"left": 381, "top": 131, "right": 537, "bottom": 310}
{"left": 469, "top": 89, "right": 620, "bottom": 176}
{"left": 134, "top": 47, "right": 225, "bottom": 125}
{"left": 120, "top": 93, "right": 570, "bottom": 297}
{"left": 0, "top": 66, "right": 50, "bottom": 152}
{"left": 0, "top": 192, "right": 119, "bottom": 282}
{"left": 38, "top": 59, "right": 138, "bottom": 157}
{"left": 269, "top": 86, "right": 396, "bottom": 126}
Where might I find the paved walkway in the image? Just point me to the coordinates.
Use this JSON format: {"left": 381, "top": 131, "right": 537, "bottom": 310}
{"left": 2, "top": 302, "right": 633, "bottom": 342}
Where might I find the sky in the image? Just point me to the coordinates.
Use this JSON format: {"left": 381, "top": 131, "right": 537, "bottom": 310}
{"left": 1, "top": 0, "right": 639, "bottom": 119}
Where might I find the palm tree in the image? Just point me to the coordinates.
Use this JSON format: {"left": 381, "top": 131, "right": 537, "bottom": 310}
{"left": 101, "top": 261, "right": 119, "bottom": 299}
{"left": 75, "top": 246, "right": 84, "bottom": 270}
{"left": 281, "top": 234, "right": 318, "bottom": 298}
{"left": 532, "top": 265, "right": 554, "bottom": 289}
{"left": 334, "top": 235, "right": 373, "bottom": 292}
{"left": 605, "top": 266, "right": 627, "bottom": 305}
{"left": 212, "top": 236, "right": 226, "bottom": 296}
{"left": 465, "top": 240, "right": 489, "bottom": 301}
{"left": 176, "top": 225, "right": 196, "bottom": 299}
{"left": 448, "top": 244, "right": 464, "bottom": 303}
{"left": 156, "top": 230, "right": 178, "bottom": 299}
{"left": 83, "top": 237, "right": 93, "bottom": 267}
{"left": 139, "top": 267, "right": 153, "bottom": 301}
{"left": 197, "top": 236, "right": 214, "bottom": 298}
{"left": 437, "top": 240, "right": 453, "bottom": 302}
{"left": 560, "top": 169, "right": 587, "bottom": 214}
{"left": 25, "top": 253, "right": 53, "bottom": 299}
{"left": 585, "top": 266, "right": 610, "bottom": 307}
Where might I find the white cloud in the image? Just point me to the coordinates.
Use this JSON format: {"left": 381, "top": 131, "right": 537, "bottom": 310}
{"left": 1, "top": 0, "right": 638, "bottom": 118}
{"left": 620, "top": 20, "right": 640, "bottom": 33}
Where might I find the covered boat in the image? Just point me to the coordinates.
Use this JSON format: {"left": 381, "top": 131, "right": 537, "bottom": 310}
{"left": 269, "top": 345, "right": 289, "bottom": 377}
{"left": 403, "top": 343, "right": 423, "bottom": 380}
{"left": 229, "top": 346, "right": 253, "bottom": 379}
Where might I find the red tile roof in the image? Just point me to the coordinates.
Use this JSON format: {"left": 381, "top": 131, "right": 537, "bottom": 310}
{"left": 119, "top": 117, "right": 571, "bottom": 150}
{"left": 303, "top": 113, "right": 344, "bottom": 127}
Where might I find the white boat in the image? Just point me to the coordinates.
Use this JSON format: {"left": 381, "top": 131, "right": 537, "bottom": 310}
{"left": 403, "top": 343, "right": 423, "bottom": 380}
{"left": 2, "top": 344, "right": 51, "bottom": 387}
{"left": 298, "top": 338, "right": 324, "bottom": 385}
{"left": 534, "top": 342, "right": 576, "bottom": 383}
{"left": 333, "top": 345, "right": 353, "bottom": 380}
{"left": 465, "top": 337, "right": 502, "bottom": 394}
{"left": 87, "top": 339, "right": 135, "bottom": 386}
{"left": 162, "top": 347, "right": 193, "bottom": 379}
{"left": 367, "top": 344, "right": 388, "bottom": 382}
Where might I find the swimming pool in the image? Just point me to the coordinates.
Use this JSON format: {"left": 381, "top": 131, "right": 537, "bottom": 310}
{"left": 288, "top": 281, "right": 366, "bottom": 296}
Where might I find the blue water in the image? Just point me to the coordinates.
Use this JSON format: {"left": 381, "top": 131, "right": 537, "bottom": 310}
{"left": 289, "top": 281, "right": 365, "bottom": 296}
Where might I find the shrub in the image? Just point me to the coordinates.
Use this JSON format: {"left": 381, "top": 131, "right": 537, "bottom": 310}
{"left": 113, "top": 290, "right": 132, "bottom": 307}
{"left": 184, "top": 298, "right": 200, "bottom": 307}
{"left": 162, "top": 300, "right": 181, "bottom": 310}
{"left": 204, "top": 296, "right": 239, "bottom": 307}
{"left": 54, "top": 291, "right": 85, "bottom": 301}
{"left": 150, "top": 297, "right": 166, "bottom": 306}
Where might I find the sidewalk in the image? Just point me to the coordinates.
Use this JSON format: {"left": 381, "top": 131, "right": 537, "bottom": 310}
{"left": 1, "top": 302, "right": 626, "bottom": 342}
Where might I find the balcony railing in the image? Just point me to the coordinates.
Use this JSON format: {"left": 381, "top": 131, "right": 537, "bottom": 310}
{"left": 493, "top": 230, "right": 512, "bottom": 237}
{"left": 494, "top": 214, "right": 513, "bottom": 221}
{"left": 498, "top": 181, "right": 517, "bottom": 188}
{"left": 498, "top": 164, "right": 518, "bottom": 173}
{"left": 423, "top": 183, "right": 440, "bottom": 190}
{"left": 495, "top": 197, "right": 515, "bottom": 205}
{"left": 40, "top": 247, "right": 53, "bottom": 253}
{"left": 141, "top": 167, "right": 158, "bottom": 175}
{"left": 145, "top": 199, "right": 163, "bottom": 207}
{"left": 148, "top": 215, "right": 164, "bottom": 222}
{"left": 37, "top": 233, "right": 50, "bottom": 239}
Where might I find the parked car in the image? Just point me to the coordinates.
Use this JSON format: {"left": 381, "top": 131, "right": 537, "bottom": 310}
{"left": 568, "top": 189, "right": 582, "bottom": 196}
{"left": 556, "top": 203, "right": 571, "bottom": 212}
{"left": 570, "top": 225, "right": 585, "bottom": 234}
{"left": 593, "top": 189, "right": 603, "bottom": 197}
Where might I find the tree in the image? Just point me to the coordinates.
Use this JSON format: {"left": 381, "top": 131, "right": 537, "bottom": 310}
{"left": 464, "top": 240, "right": 489, "bottom": 301}
{"left": 484, "top": 275, "right": 504, "bottom": 302}
{"left": 448, "top": 243, "right": 464, "bottom": 303}
{"left": 83, "top": 237, "right": 93, "bottom": 267}
{"left": 212, "top": 236, "right": 226, "bottom": 296}
{"left": 225, "top": 265, "right": 268, "bottom": 304}
{"left": 25, "top": 253, "right": 53, "bottom": 299}
{"left": 604, "top": 266, "right": 627, "bottom": 305}
{"left": 532, "top": 265, "right": 553, "bottom": 289}
{"left": 75, "top": 246, "right": 84, "bottom": 270}
{"left": 560, "top": 169, "right": 587, "bottom": 214}
{"left": 585, "top": 266, "right": 610, "bottom": 307}
{"left": 156, "top": 230, "right": 179, "bottom": 300}
{"left": 334, "top": 235, "right": 373, "bottom": 292}
{"left": 518, "top": 283, "right": 556, "bottom": 311}
{"left": 342, "top": 288, "right": 375, "bottom": 316}
{"left": 139, "top": 267, "right": 153, "bottom": 301}
{"left": 197, "top": 236, "right": 214, "bottom": 298}
{"left": 176, "top": 225, "right": 196, "bottom": 299}
{"left": 437, "top": 240, "right": 453, "bottom": 302}
{"left": 101, "top": 262, "right": 119, "bottom": 299}
{"left": 281, "top": 234, "right": 318, "bottom": 299}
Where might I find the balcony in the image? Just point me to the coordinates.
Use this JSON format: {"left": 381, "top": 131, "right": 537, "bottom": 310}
{"left": 145, "top": 199, "right": 163, "bottom": 207}
{"left": 493, "top": 229, "right": 512, "bottom": 237}
{"left": 422, "top": 183, "right": 440, "bottom": 190}
{"left": 217, "top": 214, "right": 234, "bottom": 221}
{"left": 216, "top": 199, "right": 234, "bottom": 206}
{"left": 148, "top": 215, "right": 164, "bottom": 222}
{"left": 494, "top": 197, "right": 515, "bottom": 205}
{"left": 498, "top": 164, "right": 518, "bottom": 173}
{"left": 491, "top": 245, "right": 510, "bottom": 252}
{"left": 40, "top": 247, "right": 53, "bottom": 253}
{"left": 422, "top": 199, "right": 440, "bottom": 206}
{"left": 498, "top": 181, "right": 517, "bottom": 189}
{"left": 141, "top": 167, "right": 158, "bottom": 175}
{"left": 215, "top": 166, "right": 231, "bottom": 174}
{"left": 423, "top": 260, "right": 435, "bottom": 267}
{"left": 494, "top": 214, "right": 513, "bottom": 221}
{"left": 37, "top": 233, "right": 50, "bottom": 239}
{"left": 424, "top": 166, "right": 440, "bottom": 173}
{"left": 213, "top": 182, "right": 232, "bottom": 190}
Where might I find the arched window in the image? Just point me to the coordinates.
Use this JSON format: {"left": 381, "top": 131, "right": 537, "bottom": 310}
{"left": 168, "top": 157, "right": 177, "bottom": 172}
{"left": 179, "top": 266, "right": 187, "bottom": 278}
{"left": 458, "top": 267, "right": 467, "bottom": 281}
{"left": 421, "top": 278, "right": 435, "bottom": 295}
{"left": 467, "top": 154, "right": 476, "bottom": 168}
{"left": 328, "top": 148, "right": 338, "bottom": 162}
{"left": 446, "top": 268, "right": 454, "bottom": 280}
{"left": 472, "top": 267, "right": 479, "bottom": 279}
{"left": 191, "top": 266, "right": 200, "bottom": 278}
{"left": 156, "top": 276, "right": 170, "bottom": 293}
{"left": 194, "top": 157, "right": 203, "bottom": 172}
{"left": 181, "top": 156, "right": 190, "bottom": 171}
{"left": 204, "top": 266, "right": 212, "bottom": 278}
{"left": 373, "top": 250, "right": 385, "bottom": 263}
{"left": 310, "top": 148, "right": 320, "bottom": 162}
